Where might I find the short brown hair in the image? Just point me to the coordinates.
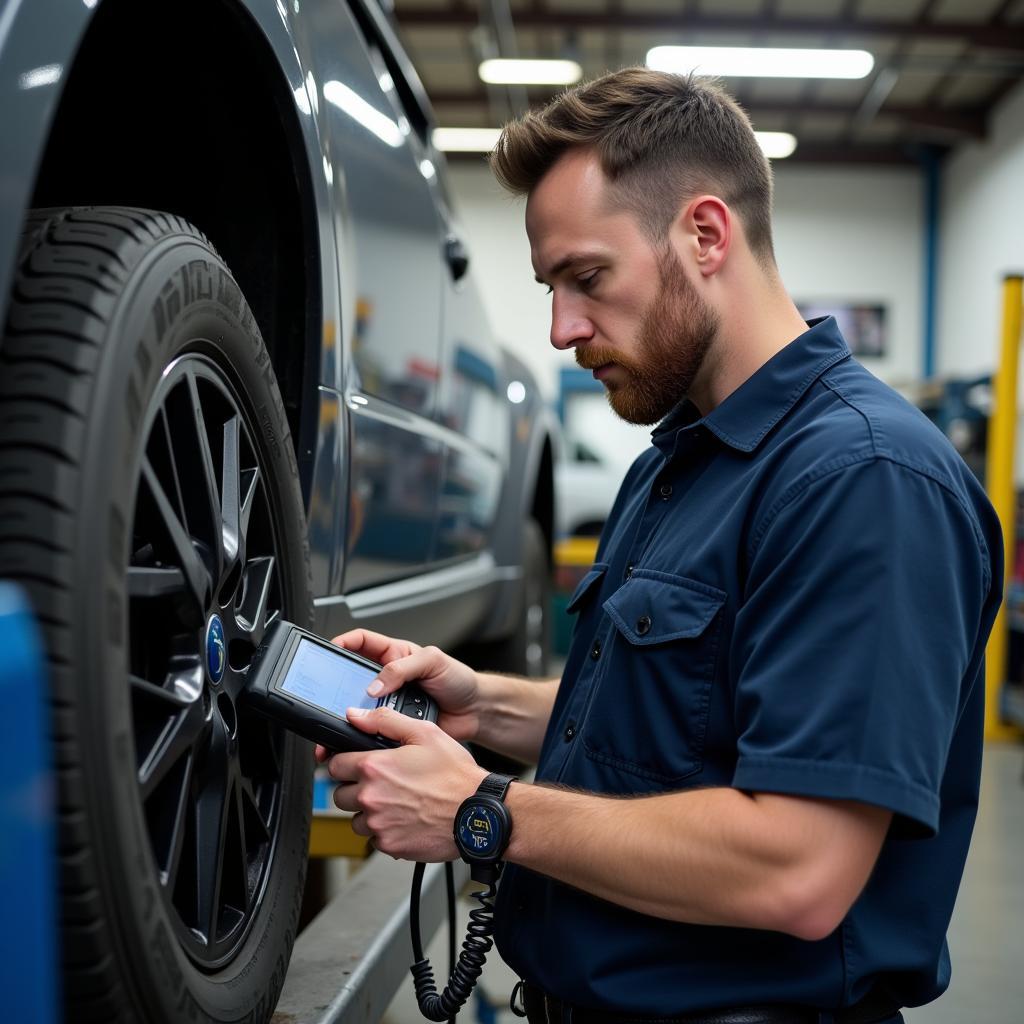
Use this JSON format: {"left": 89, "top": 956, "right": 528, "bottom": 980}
{"left": 490, "top": 68, "right": 776, "bottom": 264}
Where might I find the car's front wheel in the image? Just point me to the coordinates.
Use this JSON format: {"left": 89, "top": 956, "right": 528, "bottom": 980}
{"left": 0, "top": 207, "right": 313, "bottom": 1022}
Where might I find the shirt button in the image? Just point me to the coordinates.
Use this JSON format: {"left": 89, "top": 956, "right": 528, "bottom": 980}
{"left": 590, "top": 640, "right": 602, "bottom": 660}
{"left": 636, "top": 615, "right": 652, "bottom": 635}
{"left": 624, "top": 564, "right": 634, "bottom": 579}
{"left": 659, "top": 483, "right": 673, "bottom": 500}
{"left": 564, "top": 722, "right": 577, "bottom": 742}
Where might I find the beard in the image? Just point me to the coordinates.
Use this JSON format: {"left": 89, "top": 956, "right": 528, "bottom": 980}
{"left": 575, "top": 250, "right": 718, "bottom": 426}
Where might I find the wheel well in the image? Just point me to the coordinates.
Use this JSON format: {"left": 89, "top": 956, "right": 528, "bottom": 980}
{"left": 531, "top": 436, "right": 555, "bottom": 566}
{"left": 29, "top": 0, "right": 320, "bottom": 502}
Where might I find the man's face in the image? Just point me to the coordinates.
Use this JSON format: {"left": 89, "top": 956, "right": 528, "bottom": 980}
{"left": 527, "top": 149, "right": 719, "bottom": 425}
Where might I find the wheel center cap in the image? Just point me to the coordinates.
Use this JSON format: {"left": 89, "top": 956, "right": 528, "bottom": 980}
{"left": 206, "top": 614, "right": 227, "bottom": 685}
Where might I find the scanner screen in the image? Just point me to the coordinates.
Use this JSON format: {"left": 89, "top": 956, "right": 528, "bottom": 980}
{"left": 280, "top": 638, "right": 379, "bottom": 719}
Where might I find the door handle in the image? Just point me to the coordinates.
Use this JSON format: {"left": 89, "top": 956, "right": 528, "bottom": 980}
{"left": 445, "top": 234, "right": 470, "bottom": 281}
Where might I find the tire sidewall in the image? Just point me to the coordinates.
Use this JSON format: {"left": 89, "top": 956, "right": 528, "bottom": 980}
{"left": 76, "top": 234, "right": 311, "bottom": 1021}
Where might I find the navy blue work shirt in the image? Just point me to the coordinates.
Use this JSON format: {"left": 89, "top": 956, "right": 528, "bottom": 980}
{"left": 494, "top": 317, "right": 1002, "bottom": 1015}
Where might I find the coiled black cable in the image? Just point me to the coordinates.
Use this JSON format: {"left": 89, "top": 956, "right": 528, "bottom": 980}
{"left": 410, "top": 861, "right": 501, "bottom": 1022}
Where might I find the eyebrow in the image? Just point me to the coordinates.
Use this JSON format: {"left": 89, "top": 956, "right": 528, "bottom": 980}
{"left": 534, "top": 251, "right": 606, "bottom": 285}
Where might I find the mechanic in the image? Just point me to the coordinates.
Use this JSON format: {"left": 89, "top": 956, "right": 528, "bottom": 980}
{"left": 319, "top": 69, "right": 1002, "bottom": 1024}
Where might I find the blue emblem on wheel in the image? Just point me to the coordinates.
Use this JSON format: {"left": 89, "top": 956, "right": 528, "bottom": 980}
{"left": 206, "top": 615, "right": 226, "bottom": 684}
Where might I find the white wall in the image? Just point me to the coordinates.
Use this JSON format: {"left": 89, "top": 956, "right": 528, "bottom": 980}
{"left": 772, "top": 166, "right": 923, "bottom": 387}
{"left": 447, "top": 160, "right": 926, "bottom": 408}
{"left": 937, "top": 80, "right": 1024, "bottom": 379}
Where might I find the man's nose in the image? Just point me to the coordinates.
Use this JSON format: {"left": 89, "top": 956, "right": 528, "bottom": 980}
{"left": 550, "top": 293, "right": 594, "bottom": 351}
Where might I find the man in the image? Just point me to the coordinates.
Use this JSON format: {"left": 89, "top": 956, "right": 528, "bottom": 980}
{"left": 320, "top": 70, "right": 1001, "bottom": 1024}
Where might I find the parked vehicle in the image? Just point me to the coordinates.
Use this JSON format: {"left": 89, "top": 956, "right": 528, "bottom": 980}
{"left": 0, "top": 1, "right": 555, "bottom": 1020}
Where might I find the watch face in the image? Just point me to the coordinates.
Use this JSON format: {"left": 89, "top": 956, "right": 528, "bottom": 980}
{"left": 457, "top": 802, "right": 505, "bottom": 859}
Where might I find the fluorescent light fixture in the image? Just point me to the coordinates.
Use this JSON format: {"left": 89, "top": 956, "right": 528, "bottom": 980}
{"left": 755, "top": 131, "right": 797, "bottom": 159}
{"left": 647, "top": 46, "right": 873, "bottom": 79}
{"left": 433, "top": 127, "right": 502, "bottom": 152}
{"left": 479, "top": 58, "right": 582, "bottom": 86}
{"left": 323, "top": 80, "right": 403, "bottom": 147}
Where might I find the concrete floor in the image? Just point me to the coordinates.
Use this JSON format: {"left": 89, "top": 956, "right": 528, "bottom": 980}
{"left": 385, "top": 743, "right": 1024, "bottom": 1024}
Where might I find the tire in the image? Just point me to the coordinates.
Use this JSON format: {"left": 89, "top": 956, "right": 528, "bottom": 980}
{"left": 0, "top": 207, "right": 313, "bottom": 1023}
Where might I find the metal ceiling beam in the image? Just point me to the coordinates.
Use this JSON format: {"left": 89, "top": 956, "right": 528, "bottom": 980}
{"left": 444, "top": 143, "right": 931, "bottom": 166}
{"left": 395, "top": 7, "right": 1024, "bottom": 51}
{"left": 426, "top": 89, "right": 988, "bottom": 139}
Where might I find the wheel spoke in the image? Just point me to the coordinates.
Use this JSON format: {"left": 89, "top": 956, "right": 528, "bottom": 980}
{"left": 186, "top": 371, "right": 223, "bottom": 583}
{"left": 137, "top": 695, "right": 206, "bottom": 803}
{"left": 239, "top": 467, "right": 259, "bottom": 544}
{"left": 221, "top": 416, "right": 242, "bottom": 567}
{"left": 232, "top": 777, "right": 253, "bottom": 914}
{"left": 159, "top": 407, "right": 190, "bottom": 534}
{"left": 194, "top": 734, "right": 231, "bottom": 945}
{"left": 237, "top": 556, "right": 275, "bottom": 640}
{"left": 163, "top": 752, "right": 194, "bottom": 893}
{"left": 131, "top": 673, "right": 192, "bottom": 712}
{"left": 141, "top": 457, "right": 212, "bottom": 612}
{"left": 240, "top": 777, "right": 272, "bottom": 846}
{"left": 127, "top": 565, "right": 186, "bottom": 598}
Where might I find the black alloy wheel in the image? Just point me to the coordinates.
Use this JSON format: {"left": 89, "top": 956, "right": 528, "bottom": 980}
{"left": 0, "top": 207, "right": 313, "bottom": 1022}
{"left": 131, "top": 354, "right": 288, "bottom": 968}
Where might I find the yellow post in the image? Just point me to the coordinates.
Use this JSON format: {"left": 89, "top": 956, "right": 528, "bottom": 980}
{"left": 984, "top": 274, "right": 1024, "bottom": 741}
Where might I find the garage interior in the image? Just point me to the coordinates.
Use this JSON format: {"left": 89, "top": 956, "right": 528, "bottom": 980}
{"left": 3, "top": 0, "right": 1024, "bottom": 1021}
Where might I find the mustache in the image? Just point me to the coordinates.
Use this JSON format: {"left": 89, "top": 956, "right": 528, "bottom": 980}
{"left": 574, "top": 347, "right": 623, "bottom": 371}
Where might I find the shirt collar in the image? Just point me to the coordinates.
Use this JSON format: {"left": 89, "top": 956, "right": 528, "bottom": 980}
{"left": 652, "top": 316, "right": 851, "bottom": 457}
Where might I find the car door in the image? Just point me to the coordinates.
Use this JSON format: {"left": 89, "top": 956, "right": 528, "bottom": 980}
{"left": 318, "top": 0, "right": 449, "bottom": 591}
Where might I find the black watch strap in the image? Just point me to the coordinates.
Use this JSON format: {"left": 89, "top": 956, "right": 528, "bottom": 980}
{"left": 477, "top": 772, "right": 515, "bottom": 801}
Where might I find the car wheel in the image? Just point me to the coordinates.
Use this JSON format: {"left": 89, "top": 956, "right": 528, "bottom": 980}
{"left": 0, "top": 207, "right": 313, "bottom": 1022}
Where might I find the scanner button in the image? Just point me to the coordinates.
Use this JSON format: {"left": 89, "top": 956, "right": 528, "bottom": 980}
{"left": 416, "top": 709, "right": 424, "bottom": 718}
{"left": 413, "top": 696, "right": 423, "bottom": 705}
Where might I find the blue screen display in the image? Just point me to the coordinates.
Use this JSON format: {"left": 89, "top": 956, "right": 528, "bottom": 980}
{"left": 280, "top": 638, "right": 379, "bottom": 720}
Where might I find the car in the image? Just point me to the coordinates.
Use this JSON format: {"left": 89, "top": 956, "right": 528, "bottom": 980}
{"left": 0, "top": 0, "right": 556, "bottom": 1020}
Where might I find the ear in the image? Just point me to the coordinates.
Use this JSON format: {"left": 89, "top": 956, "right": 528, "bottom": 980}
{"left": 683, "top": 195, "right": 730, "bottom": 277}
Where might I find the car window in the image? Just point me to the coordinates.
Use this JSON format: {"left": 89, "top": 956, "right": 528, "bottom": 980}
{"left": 348, "top": 0, "right": 432, "bottom": 146}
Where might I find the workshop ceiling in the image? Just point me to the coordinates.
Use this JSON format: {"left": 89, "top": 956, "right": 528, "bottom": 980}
{"left": 392, "top": 0, "right": 1024, "bottom": 164}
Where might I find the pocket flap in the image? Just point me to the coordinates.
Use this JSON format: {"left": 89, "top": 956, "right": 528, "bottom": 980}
{"left": 604, "top": 571, "right": 726, "bottom": 645}
{"left": 565, "top": 562, "right": 609, "bottom": 614}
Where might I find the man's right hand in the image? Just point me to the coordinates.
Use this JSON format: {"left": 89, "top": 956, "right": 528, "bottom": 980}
{"left": 313, "top": 629, "right": 481, "bottom": 763}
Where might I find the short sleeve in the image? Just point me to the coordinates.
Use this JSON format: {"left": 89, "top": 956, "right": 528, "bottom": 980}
{"left": 730, "top": 457, "right": 993, "bottom": 837}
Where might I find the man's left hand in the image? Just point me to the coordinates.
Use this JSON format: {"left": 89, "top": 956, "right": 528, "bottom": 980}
{"left": 326, "top": 706, "right": 487, "bottom": 861}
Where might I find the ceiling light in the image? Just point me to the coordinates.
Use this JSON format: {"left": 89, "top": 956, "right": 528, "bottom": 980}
{"left": 479, "top": 59, "right": 583, "bottom": 86}
{"left": 647, "top": 46, "right": 874, "bottom": 79}
{"left": 433, "top": 127, "right": 502, "bottom": 152}
{"left": 755, "top": 132, "right": 797, "bottom": 159}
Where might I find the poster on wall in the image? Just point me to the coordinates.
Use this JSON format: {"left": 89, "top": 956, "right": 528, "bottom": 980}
{"left": 796, "top": 302, "right": 887, "bottom": 358}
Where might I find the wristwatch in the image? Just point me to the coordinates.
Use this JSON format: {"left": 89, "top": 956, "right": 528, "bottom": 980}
{"left": 453, "top": 772, "right": 515, "bottom": 882}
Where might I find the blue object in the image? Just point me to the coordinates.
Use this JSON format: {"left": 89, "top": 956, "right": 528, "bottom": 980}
{"left": 921, "top": 146, "right": 942, "bottom": 380}
{"left": 496, "top": 317, "right": 1002, "bottom": 1015}
{"left": 0, "top": 584, "right": 58, "bottom": 1022}
{"left": 206, "top": 614, "right": 227, "bottom": 684}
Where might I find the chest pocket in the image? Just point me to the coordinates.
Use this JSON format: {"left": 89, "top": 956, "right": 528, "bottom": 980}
{"left": 583, "top": 570, "right": 726, "bottom": 785}
{"left": 566, "top": 563, "right": 609, "bottom": 614}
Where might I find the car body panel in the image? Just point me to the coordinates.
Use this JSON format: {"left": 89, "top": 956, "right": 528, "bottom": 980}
{"left": 0, "top": 0, "right": 554, "bottom": 647}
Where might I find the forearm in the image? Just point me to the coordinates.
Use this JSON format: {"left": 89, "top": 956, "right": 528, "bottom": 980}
{"left": 503, "top": 783, "right": 888, "bottom": 939}
{"left": 471, "top": 673, "right": 559, "bottom": 764}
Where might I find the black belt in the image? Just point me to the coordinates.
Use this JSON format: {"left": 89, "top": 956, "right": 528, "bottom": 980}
{"left": 520, "top": 984, "right": 903, "bottom": 1024}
